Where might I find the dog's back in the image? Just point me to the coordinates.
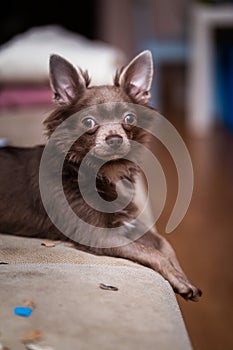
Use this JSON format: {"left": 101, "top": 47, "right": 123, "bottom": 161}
{"left": 0, "top": 145, "right": 50, "bottom": 236}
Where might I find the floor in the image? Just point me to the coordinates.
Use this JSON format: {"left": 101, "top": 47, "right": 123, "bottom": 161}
{"left": 151, "top": 118, "right": 233, "bottom": 350}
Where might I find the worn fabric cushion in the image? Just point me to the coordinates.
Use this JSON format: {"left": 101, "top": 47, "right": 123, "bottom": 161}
{"left": 0, "top": 234, "right": 192, "bottom": 350}
{"left": 0, "top": 234, "right": 143, "bottom": 267}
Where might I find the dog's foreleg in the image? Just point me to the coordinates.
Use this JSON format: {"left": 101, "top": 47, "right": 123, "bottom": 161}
{"left": 87, "top": 228, "right": 202, "bottom": 301}
{"left": 133, "top": 228, "right": 202, "bottom": 301}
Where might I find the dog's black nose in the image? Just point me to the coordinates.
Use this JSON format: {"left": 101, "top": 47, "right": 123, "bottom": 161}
{"left": 105, "top": 135, "right": 123, "bottom": 149}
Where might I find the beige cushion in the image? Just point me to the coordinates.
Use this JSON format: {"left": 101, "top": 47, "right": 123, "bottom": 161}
{"left": 0, "top": 234, "right": 192, "bottom": 350}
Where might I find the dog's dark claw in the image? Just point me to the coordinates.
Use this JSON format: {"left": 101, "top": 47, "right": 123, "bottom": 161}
{"left": 180, "top": 287, "right": 202, "bottom": 302}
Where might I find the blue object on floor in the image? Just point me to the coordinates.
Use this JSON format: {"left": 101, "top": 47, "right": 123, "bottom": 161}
{"left": 14, "top": 306, "right": 33, "bottom": 317}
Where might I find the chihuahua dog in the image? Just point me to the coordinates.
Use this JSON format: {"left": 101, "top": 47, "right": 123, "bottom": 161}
{"left": 0, "top": 51, "right": 201, "bottom": 301}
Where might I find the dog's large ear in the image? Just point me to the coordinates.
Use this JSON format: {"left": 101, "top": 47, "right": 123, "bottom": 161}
{"left": 118, "top": 50, "right": 153, "bottom": 104}
{"left": 49, "top": 54, "right": 86, "bottom": 105}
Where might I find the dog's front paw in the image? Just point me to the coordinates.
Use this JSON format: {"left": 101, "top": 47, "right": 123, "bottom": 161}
{"left": 165, "top": 268, "right": 202, "bottom": 302}
{"left": 179, "top": 286, "right": 202, "bottom": 302}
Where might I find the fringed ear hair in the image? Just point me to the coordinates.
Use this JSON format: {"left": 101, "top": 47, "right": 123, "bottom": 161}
{"left": 117, "top": 50, "right": 153, "bottom": 104}
{"left": 49, "top": 54, "right": 87, "bottom": 105}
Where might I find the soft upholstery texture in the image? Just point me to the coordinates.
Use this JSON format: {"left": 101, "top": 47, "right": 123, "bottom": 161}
{"left": 0, "top": 234, "right": 192, "bottom": 350}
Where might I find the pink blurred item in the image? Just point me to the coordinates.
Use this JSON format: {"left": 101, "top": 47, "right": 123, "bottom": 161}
{"left": 0, "top": 87, "right": 52, "bottom": 107}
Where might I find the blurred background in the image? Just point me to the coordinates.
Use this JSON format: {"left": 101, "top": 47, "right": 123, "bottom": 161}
{"left": 0, "top": 0, "right": 233, "bottom": 349}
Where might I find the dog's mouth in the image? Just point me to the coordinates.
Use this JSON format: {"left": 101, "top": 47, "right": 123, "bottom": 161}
{"left": 91, "top": 148, "right": 130, "bottom": 161}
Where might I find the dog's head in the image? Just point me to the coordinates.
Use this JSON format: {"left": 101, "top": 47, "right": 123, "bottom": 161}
{"left": 44, "top": 51, "right": 154, "bottom": 171}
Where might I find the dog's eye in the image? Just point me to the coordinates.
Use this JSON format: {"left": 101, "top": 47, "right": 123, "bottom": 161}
{"left": 123, "top": 113, "right": 136, "bottom": 126}
{"left": 82, "top": 117, "right": 96, "bottom": 129}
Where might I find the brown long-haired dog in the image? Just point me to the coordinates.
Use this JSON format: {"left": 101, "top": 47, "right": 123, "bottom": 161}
{"left": 0, "top": 51, "right": 201, "bottom": 301}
